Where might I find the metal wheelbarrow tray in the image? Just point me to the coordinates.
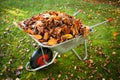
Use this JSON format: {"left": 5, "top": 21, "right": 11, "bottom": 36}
{"left": 14, "top": 10, "right": 113, "bottom": 71}
{"left": 26, "top": 31, "right": 87, "bottom": 71}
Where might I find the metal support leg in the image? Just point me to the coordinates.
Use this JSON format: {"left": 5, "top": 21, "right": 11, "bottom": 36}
{"left": 83, "top": 39, "right": 88, "bottom": 60}
{"left": 71, "top": 49, "right": 82, "bottom": 60}
{"left": 71, "top": 39, "right": 88, "bottom": 60}
{"left": 40, "top": 46, "right": 48, "bottom": 64}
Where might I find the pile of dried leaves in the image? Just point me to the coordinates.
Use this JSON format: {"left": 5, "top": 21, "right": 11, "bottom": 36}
{"left": 19, "top": 11, "right": 87, "bottom": 46}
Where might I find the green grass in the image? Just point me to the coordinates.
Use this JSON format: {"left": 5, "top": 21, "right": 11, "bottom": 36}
{"left": 0, "top": 0, "right": 120, "bottom": 80}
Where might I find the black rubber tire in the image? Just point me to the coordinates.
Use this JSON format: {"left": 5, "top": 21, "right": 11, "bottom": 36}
{"left": 30, "top": 48, "right": 53, "bottom": 69}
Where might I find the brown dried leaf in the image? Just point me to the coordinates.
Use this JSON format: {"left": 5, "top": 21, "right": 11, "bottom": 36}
{"left": 89, "top": 59, "right": 94, "bottom": 64}
{"left": 70, "top": 26, "right": 76, "bottom": 35}
{"left": 55, "top": 27, "right": 62, "bottom": 34}
{"left": 37, "top": 27, "right": 44, "bottom": 34}
{"left": 113, "top": 32, "right": 119, "bottom": 37}
{"left": 98, "top": 51, "right": 103, "bottom": 55}
{"left": 64, "top": 17, "right": 69, "bottom": 24}
{"left": 43, "top": 32, "right": 49, "bottom": 40}
{"left": 33, "top": 14, "right": 40, "bottom": 20}
{"left": 73, "top": 19, "right": 81, "bottom": 34}
{"left": 35, "top": 21, "right": 43, "bottom": 26}
{"left": 61, "top": 25, "right": 70, "bottom": 34}
{"left": 25, "top": 28, "right": 34, "bottom": 34}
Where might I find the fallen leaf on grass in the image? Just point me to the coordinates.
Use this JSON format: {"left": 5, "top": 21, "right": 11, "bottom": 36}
{"left": 17, "top": 65, "right": 23, "bottom": 70}
{"left": 113, "top": 32, "right": 119, "bottom": 39}
{"left": 74, "top": 66, "right": 77, "bottom": 70}
{"left": 89, "top": 59, "right": 94, "bottom": 64}
{"left": 113, "top": 32, "right": 119, "bottom": 37}
{"left": 16, "top": 77, "right": 20, "bottom": 80}
{"left": 84, "top": 59, "right": 94, "bottom": 64}
{"left": 70, "top": 73, "right": 74, "bottom": 78}
{"left": 32, "top": 43, "right": 37, "bottom": 47}
{"left": 105, "top": 58, "right": 110, "bottom": 64}
{"left": 51, "top": 77, "right": 55, "bottom": 80}
{"left": 58, "top": 74, "right": 61, "bottom": 78}
{"left": 112, "top": 51, "right": 116, "bottom": 56}
{"left": 42, "top": 78, "right": 48, "bottom": 80}
{"left": 98, "top": 51, "right": 103, "bottom": 55}
{"left": 58, "top": 54, "right": 61, "bottom": 58}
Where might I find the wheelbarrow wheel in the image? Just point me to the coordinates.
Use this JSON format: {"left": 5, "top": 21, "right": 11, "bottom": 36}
{"left": 30, "top": 48, "right": 53, "bottom": 69}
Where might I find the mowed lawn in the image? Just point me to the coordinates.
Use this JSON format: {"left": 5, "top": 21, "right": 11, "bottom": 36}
{"left": 0, "top": 0, "right": 120, "bottom": 80}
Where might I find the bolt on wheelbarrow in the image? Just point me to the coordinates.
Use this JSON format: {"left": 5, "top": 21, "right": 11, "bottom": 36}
{"left": 14, "top": 10, "right": 113, "bottom": 71}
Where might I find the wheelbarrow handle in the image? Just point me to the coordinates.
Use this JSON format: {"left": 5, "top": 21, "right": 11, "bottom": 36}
{"left": 73, "top": 9, "right": 82, "bottom": 16}
{"left": 108, "top": 18, "right": 113, "bottom": 22}
{"left": 90, "top": 18, "right": 113, "bottom": 30}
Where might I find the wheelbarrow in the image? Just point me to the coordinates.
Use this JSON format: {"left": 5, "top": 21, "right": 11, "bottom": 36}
{"left": 14, "top": 10, "right": 113, "bottom": 71}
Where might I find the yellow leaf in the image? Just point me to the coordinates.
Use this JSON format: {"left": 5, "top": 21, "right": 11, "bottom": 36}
{"left": 48, "top": 38, "right": 57, "bottom": 46}
{"left": 62, "top": 34, "right": 73, "bottom": 39}
{"left": 32, "top": 35, "right": 42, "bottom": 39}
{"left": 84, "top": 27, "right": 90, "bottom": 37}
